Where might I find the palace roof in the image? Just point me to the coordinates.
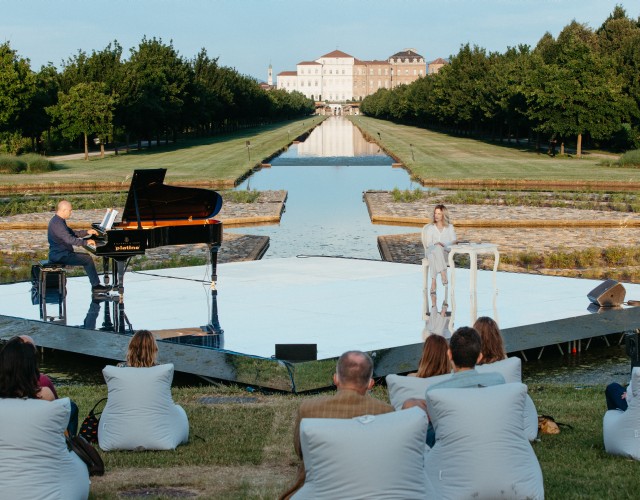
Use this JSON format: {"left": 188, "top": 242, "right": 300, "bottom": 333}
{"left": 320, "top": 49, "right": 354, "bottom": 59}
{"left": 390, "top": 48, "right": 425, "bottom": 59}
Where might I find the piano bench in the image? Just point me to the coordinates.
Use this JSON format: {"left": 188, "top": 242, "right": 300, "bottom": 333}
{"left": 37, "top": 261, "right": 67, "bottom": 296}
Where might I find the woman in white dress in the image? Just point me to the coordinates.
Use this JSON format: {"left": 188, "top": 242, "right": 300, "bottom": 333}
{"left": 422, "top": 204, "right": 457, "bottom": 295}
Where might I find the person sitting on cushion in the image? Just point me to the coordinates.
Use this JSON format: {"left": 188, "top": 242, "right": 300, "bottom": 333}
{"left": 408, "top": 334, "right": 451, "bottom": 378}
{"left": 279, "top": 350, "right": 393, "bottom": 500}
{"left": 402, "top": 327, "right": 505, "bottom": 446}
{"left": 117, "top": 330, "right": 158, "bottom": 367}
{"left": 473, "top": 316, "right": 507, "bottom": 365}
{"left": 19, "top": 335, "right": 58, "bottom": 397}
{"left": 0, "top": 337, "right": 55, "bottom": 401}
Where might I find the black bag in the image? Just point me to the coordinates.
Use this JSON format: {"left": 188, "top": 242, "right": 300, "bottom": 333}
{"left": 79, "top": 398, "right": 107, "bottom": 444}
{"left": 67, "top": 435, "right": 105, "bottom": 476}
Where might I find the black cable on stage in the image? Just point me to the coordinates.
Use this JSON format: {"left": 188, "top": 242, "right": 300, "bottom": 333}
{"left": 296, "top": 254, "right": 382, "bottom": 262}
{"left": 128, "top": 269, "right": 211, "bottom": 284}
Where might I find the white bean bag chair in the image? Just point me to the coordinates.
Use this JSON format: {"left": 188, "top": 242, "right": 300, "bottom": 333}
{"left": 0, "top": 397, "right": 90, "bottom": 500}
{"left": 604, "top": 367, "right": 640, "bottom": 459}
{"left": 387, "top": 356, "right": 539, "bottom": 440}
{"left": 98, "top": 363, "right": 189, "bottom": 451}
{"left": 292, "top": 407, "right": 428, "bottom": 499}
{"left": 425, "top": 383, "right": 544, "bottom": 499}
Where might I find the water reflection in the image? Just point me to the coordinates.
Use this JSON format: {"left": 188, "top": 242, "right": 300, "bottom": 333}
{"left": 231, "top": 117, "right": 422, "bottom": 259}
{"left": 422, "top": 295, "right": 451, "bottom": 340}
{"left": 297, "top": 116, "right": 386, "bottom": 157}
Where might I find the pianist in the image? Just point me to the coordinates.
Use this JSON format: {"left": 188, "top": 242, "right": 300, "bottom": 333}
{"left": 47, "top": 200, "right": 110, "bottom": 293}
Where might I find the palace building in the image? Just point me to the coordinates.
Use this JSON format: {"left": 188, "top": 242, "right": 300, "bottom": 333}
{"left": 276, "top": 49, "right": 429, "bottom": 102}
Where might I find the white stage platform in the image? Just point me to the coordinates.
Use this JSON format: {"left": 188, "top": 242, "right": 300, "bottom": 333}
{"left": 1, "top": 257, "right": 640, "bottom": 390}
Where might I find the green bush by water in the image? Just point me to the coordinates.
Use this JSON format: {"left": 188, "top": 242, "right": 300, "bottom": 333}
{"left": 391, "top": 187, "right": 424, "bottom": 203}
{"left": 617, "top": 149, "right": 640, "bottom": 168}
{"left": 0, "top": 155, "right": 27, "bottom": 173}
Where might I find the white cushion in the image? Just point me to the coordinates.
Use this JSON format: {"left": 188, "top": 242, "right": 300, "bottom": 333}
{"left": 604, "top": 367, "right": 640, "bottom": 459}
{"left": 387, "top": 357, "right": 538, "bottom": 441}
{"left": 292, "top": 408, "right": 428, "bottom": 499}
{"left": 0, "top": 397, "right": 90, "bottom": 500}
{"left": 98, "top": 363, "right": 189, "bottom": 451}
{"left": 424, "top": 383, "right": 544, "bottom": 499}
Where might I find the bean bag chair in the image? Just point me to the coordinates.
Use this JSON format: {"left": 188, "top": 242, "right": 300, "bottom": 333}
{"left": 387, "top": 356, "right": 539, "bottom": 440}
{"left": 98, "top": 363, "right": 189, "bottom": 451}
{"left": 425, "top": 383, "right": 544, "bottom": 499}
{"left": 0, "top": 397, "right": 90, "bottom": 500}
{"left": 292, "top": 408, "right": 428, "bottom": 499}
{"left": 603, "top": 367, "right": 640, "bottom": 460}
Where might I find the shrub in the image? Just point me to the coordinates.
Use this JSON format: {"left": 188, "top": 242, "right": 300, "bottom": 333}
{"left": 224, "top": 189, "right": 261, "bottom": 203}
{"left": 23, "top": 153, "right": 55, "bottom": 173}
{"left": 617, "top": 149, "right": 640, "bottom": 168}
{"left": 0, "top": 155, "right": 27, "bottom": 174}
{"left": 391, "top": 187, "right": 424, "bottom": 203}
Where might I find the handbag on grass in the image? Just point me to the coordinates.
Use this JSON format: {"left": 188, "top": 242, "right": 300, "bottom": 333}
{"left": 66, "top": 434, "right": 105, "bottom": 476}
{"left": 79, "top": 398, "right": 107, "bottom": 444}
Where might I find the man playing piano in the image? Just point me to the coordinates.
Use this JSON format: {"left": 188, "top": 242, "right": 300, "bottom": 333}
{"left": 47, "top": 200, "right": 110, "bottom": 293}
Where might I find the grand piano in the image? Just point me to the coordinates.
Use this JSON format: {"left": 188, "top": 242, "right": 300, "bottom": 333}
{"left": 87, "top": 168, "right": 223, "bottom": 304}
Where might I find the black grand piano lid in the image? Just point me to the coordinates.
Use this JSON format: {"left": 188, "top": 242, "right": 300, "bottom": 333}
{"left": 122, "top": 168, "right": 223, "bottom": 224}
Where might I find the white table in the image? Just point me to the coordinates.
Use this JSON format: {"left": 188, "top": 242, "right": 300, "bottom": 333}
{"left": 447, "top": 243, "right": 500, "bottom": 295}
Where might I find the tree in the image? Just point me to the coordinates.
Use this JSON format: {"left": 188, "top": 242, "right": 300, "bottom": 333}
{"left": 47, "top": 82, "right": 116, "bottom": 160}
{"left": 0, "top": 42, "right": 36, "bottom": 137}
{"left": 526, "top": 22, "right": 628, "bottom": 157}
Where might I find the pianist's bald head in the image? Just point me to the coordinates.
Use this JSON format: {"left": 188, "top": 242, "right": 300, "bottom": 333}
{"left": 56, "top": 200, "right": 72, "bottom": 219}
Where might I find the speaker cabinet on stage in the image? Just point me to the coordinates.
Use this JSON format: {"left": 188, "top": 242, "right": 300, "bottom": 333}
{"left": 275, "top": 344, "right": 317, "bottom": 362}
{"left": 587, "top": 279, "right": 626, "bottom": 307}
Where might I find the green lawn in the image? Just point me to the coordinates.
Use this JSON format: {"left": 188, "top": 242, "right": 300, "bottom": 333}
{"left": 349, "top": 116, "right": 640, "bottom": 185}
{"left": 0, "top": 117, "right": 325, "bottom": 190}
{"left": 53, "top": 382, "right": 638, "bottom": 499}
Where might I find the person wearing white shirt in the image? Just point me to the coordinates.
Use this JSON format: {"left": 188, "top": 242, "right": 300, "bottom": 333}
{"left": 422, "top": 204, "right": 457, "bottom": 295}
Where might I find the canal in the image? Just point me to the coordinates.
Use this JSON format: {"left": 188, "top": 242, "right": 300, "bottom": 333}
{"left": 229, "top": 116, "right": 422, "bottom": 259}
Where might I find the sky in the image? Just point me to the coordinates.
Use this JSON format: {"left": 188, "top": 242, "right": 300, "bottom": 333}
{"left": 1, "top": 0, "right": 636, "bottom": 82}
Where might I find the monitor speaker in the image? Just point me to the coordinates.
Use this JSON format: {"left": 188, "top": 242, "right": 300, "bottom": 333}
{"left": 587, "top": 279, "right": 626, "bottom": 307}
{"left": 275, "top": 344, "right": 317, "bottom": 362}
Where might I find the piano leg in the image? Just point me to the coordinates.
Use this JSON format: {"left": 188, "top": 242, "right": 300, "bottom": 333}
{"left": 102, "top": 257, "right": 110, "bottom": 286}
{"left": 205, "top": 244, "right": 223, "bottom": 335}
{"left": 110, "top": 258, "right": 127, "bottom": 295}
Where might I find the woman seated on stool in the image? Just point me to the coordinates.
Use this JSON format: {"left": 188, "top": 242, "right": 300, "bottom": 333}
{"left": 0, "top": 336, "right": 55, "bottom": 401}
{"left": 408, "top": 334, "right": 451, "bottom": 378}
{"left": 422, "top": 204, "right": 457, "bottom": 295}
{"left": 117, "top": 329, "right": 158, "bottom": 367}
{"left": 474, "top": 316, "right": 507, "bottom": 365}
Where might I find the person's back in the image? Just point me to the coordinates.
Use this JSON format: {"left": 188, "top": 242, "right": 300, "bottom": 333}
{"left": 280, "top": 350, "right": 393, "bottom": 499}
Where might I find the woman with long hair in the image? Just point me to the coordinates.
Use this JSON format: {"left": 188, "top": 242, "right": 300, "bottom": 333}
{"left": 409, "top": 334, "right": 451, "bottom": 378}
{"left": 473, "top": 316, "right": 507, "bottom": 365}
{"left": 0, "top": 336, "right": 54, "bottom": 400}
{"left": 421, "top": 204, "right": 457, "bottom": 294}
{"left": 119, "top": 330, "right": 159, "bottom": 368}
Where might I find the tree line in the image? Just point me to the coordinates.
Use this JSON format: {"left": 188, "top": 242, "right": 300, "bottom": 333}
{"left": 0, "top": 37, "right": 314, "bottom": 158}
{"left": 361, "top": 7, "right": 640, "bottom": 157}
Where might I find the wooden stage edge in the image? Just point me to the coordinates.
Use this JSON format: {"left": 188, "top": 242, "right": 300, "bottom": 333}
{"left": 1, "top": 307, "right": 639, "bottom": 392}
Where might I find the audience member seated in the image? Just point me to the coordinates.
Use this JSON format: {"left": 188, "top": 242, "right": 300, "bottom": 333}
{"left": 408, "top": 334, "right": 451, "bottom": 378}
{"left": 474, "top": 316, "right": 507, "bottom": 364}
{"left": 604, "top": 367, "right": 640, "bottom": 460}
{"left": 292, "top": 408, "right": 428, "bottom": 499}
{"left": 19, "top": 334, "right": 58, "bottom": 397}
{"left": 424, "top": 383, "right": 544, "bottom": 499}
{"left": 0, "top": 337, "right": 89, "bottom": 499}
{"left": 389, "top": 324, "right": 538, "bottom": 441}
{"left": 98, "top": 330, "right": 189, "bottom": 451}
{"left": 0, "top": 336, "right": 55, "bottom": 401}
{"left": 280, "top": 350, "right": 393, "bottom": 500}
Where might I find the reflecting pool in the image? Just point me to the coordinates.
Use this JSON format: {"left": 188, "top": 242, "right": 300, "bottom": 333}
{"left": 230, "top": 116, "right": 423, "bottom": 259}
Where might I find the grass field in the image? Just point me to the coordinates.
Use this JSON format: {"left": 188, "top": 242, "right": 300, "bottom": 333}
{"left": 51, "top": 382, "right": 637, "bottom": 499}
{"left": 0, "top": 117, "right": 325, "bottom": 191}
{"left": 349, "top": 116, "right": 640, "bottom": 186}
